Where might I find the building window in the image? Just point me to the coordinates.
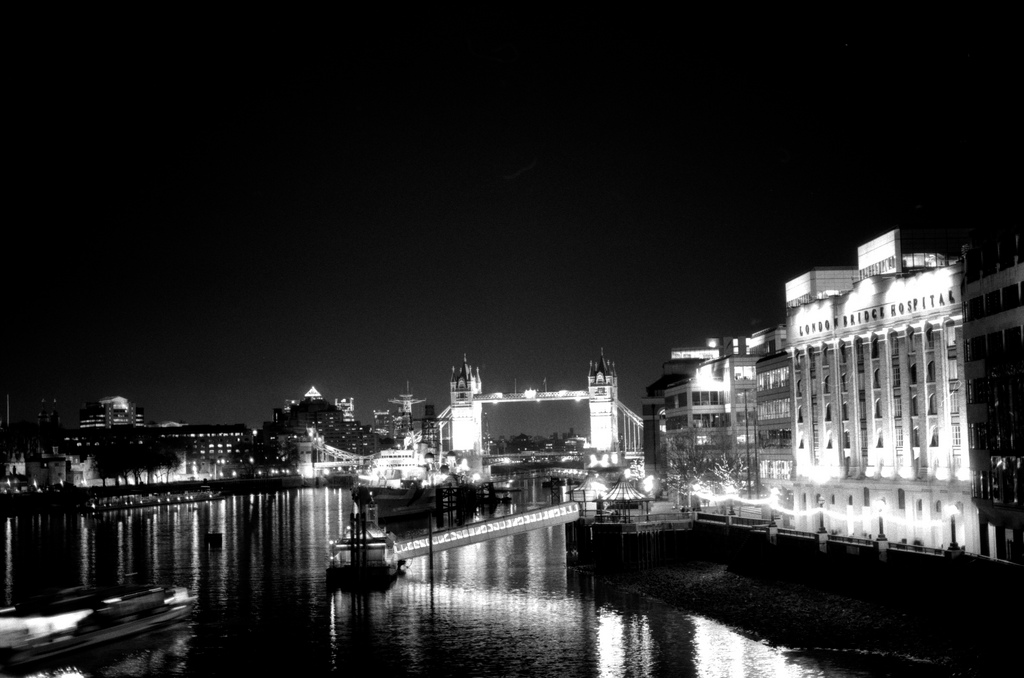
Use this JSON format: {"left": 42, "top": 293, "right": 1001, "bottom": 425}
{"left": 844, "top": 430, "right": 851, "bottom": 449}
{"left": 969, "top": 378, "right": 987, "bottom": 404}
{"left": 896, "top": 427, "right": 904, "bottom": 450}
{"left": 928, "top": 393, "right": 936, "bottom": 415}
{"left": 911, "top": 395, "right": 918, "bottom": 416}
{"left": 871, "top": 337, "right": 879, "bottom": 359}
{"left": 952, "top": 424, "right": 961, "bottom": 448}
{"left": 874, "top": 399, "right": 882, "bottom": 418}
{"left": 986, "top": 290, "right": 1002, "bottom": 315}
{"left": 969, "top": 423, "right": 988, "bottom": 450}
{"left": 969, "top": 295, "right": 985, "bottom": 321}
{"left": 873, "top": 368, "right": 881, "bottom": 389}
{"left": 823, "top": 375, "right": 831, "bottom": 394}
{"left": 894, "top": 396, "right": 903, "bottom": 418}
{"left": 930, "top": 427, "right": 939, "bottom": 447}
{"left": 910, "top": 363, "right": 918, "bottom": 384}
{"left": 893, "top": 365, "right": 901, "bottom": 388}
{"left": 842, "top": 402, "right": 849, "bottom": 421}
{"left": 825, "top": 404, "right": 832, "bottom": 421}
{"left": 927, "top": 361, "right": 935, "bottom": 383}
{"left": 968, "top": 336, "right": 987, "bottom": 362}
{"left": 876, "top": 431, "right": 884, "bottom": 448}
{"left": 898, "top": 489, "right": 906, "bottom": 509}
{"left": 912, "top": 427, "right": 920, "bottom": 448}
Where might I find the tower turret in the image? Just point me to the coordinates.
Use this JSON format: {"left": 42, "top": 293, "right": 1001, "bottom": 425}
{"left": 449, "top": 355, "right": 483, "bottom": 458}
{"left": 588, "top": 351, "right": 619, "bottom": 452}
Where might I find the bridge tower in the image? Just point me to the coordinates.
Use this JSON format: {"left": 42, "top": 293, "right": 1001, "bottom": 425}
{"left": 588, "top": 352, "right": 619, "bottom": 452}
{"left": 449, "top": 355, "right": 483, "bottom": 461}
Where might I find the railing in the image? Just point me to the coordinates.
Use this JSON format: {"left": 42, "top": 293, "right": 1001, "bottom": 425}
{"left": 827, "top": 534, "right": 875, "bottom": 548}
{"left": 591, "top": 511, "right": 693, "bottom": 525}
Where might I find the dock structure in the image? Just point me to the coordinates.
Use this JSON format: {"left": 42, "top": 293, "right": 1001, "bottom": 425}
{"left": 394, "top": 502, "right": 580, "bottom": 560}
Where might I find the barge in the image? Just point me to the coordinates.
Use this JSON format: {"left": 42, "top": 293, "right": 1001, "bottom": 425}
{"left": 85, "top": 487, "right": 224, "bottom": 512}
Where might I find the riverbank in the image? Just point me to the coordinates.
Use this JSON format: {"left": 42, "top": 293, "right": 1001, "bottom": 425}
{"left": 581, "top": 560, "right": 997, "bottom": 678}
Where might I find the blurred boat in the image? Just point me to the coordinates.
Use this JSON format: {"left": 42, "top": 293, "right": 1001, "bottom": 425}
{"left": 0, "top": 584, "right": 194, "bottom": 670}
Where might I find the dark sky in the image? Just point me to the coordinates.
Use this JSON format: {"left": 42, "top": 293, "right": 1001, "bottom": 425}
{"left": 6, "top": 23, "right": 1017, "bottom": 436}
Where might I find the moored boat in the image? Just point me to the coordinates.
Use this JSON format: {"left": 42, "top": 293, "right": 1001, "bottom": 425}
{"left": 326, "top": 487, "right": 405, "bottom": 590}
{"left": 85, "top": 487, "right": 224, "bottom": 513}
{"left": 0, "top": 584, "right": 195, "bottom": 670}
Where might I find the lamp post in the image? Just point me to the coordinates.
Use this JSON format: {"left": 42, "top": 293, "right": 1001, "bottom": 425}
{"left": 945, "top": 504, "right": 960, "bottom": 550}
{"left": 743, "top": 390, "right": 751, "bottom": 499}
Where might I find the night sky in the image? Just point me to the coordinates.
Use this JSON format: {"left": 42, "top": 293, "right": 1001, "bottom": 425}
{"left": 7, "top": 23, "right": 1017, "bottom": 437}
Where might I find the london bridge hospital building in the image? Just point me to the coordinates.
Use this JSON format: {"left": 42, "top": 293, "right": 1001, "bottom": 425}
{"left": 787, "top": 229, "right": 978, "bottom": 552}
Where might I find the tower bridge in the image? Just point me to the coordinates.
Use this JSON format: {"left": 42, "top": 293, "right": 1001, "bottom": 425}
{"left": 435, "top": 353, "right": 643, "bottom": 475}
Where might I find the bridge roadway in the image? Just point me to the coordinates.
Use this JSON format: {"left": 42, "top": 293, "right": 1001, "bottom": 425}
{"left": 393, "top": 502, "right": 580, "bottom": 560}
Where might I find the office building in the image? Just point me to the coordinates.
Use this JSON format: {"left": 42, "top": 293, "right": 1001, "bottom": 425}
{"left": 962, "top": 227, "right": 1023, "bottom": 562}
{"left": 79, "top": 396, "right": 145, "bottom": 428}
{"left": 788, "top": 228, "right": 975, "bottom": 550}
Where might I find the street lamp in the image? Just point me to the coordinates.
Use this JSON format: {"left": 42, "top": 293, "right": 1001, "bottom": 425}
{"left": 944, "top": 504, "right": 960, "bottom": 550}
{"left": 872, "top": 498, "right": 887, "bottom": 541}
{"left": 742, "top": 390, "right": 751, "bottom": 499}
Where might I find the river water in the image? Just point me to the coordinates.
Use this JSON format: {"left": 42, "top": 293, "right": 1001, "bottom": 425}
{"left": 1, "top": 478, "right": 952, "bottom": 677}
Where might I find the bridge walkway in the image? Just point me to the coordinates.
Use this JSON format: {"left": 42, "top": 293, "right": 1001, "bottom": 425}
{"left": 393, "top": 502, "right": 580, "bottom": 561}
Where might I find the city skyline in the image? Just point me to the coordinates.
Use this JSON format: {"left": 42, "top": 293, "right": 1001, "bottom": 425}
{"left": 6, "top": 27, "right": 1015, "bottom": 435}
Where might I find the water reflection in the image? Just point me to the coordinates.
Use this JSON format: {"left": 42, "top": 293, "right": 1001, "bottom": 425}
{"left": 2, "top": 485, "right": 953, "bottom": 677}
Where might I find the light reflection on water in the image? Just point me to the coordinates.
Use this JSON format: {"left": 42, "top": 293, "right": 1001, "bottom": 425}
{"left": 1, "top": 483, "right": 951, "bottom": 677}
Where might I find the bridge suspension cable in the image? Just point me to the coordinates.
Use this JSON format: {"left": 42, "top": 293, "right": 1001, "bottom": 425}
{"left": 309, "top": 428, "right": 375, "bottom": 465}
{"left": 616, "top": 400, "right": 644, "bottom": 456}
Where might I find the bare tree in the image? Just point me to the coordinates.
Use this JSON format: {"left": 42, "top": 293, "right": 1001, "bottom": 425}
{"left": 661, "top": 426, "right": 748, "bottom": 508}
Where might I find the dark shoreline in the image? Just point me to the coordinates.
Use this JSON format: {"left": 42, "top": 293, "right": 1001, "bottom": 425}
{"left": 576, "top": 560, "right": 995, "bottom": 678}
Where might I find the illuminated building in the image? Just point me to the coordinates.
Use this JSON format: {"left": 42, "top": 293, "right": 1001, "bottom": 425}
{"left": 587, "top": 353, "right": 618, "bottom": 453}
{"left": 962, "top": 227, "right": 1023, "bottom": 562}
{"left": 753, "top": 327, "right": 794, "bottom": 514}
{"left": 79, "top": 396, "right": 145, "bottom": 428}
{"left": 419, "top": 403, "right": 439, "bottom": 452}
{"left": 263, "top": 387, "right": 376, "bottom": 459}
{"left": 653, "top": 336, "right": 761, "bottom": 500}
{"left": 150, "top": 423, "right": 253, "bottom": 480}
{"left": 449, "top": 356, "right": 483, "bottom": 454}
{"left": 788, "top": 228, "right": 976, "bottom": 550}
{"left": 60, "top": 422, "right": 253, "bottom": 484}
{"left": 642, "top": 347, "right": 717, "bottom": 490}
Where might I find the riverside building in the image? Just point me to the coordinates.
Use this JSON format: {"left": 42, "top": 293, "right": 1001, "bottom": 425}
{"left": 788, "top": 228, "right": 976, "bottom": 551}
{"left": 755, "top": 343, "right": 794, "bottom": 517}
{"left": 962, "top": 227, "right": 1023, "bottom": 562}
{"left": 653, "top": 337, "right": 761, "bottom": 502}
